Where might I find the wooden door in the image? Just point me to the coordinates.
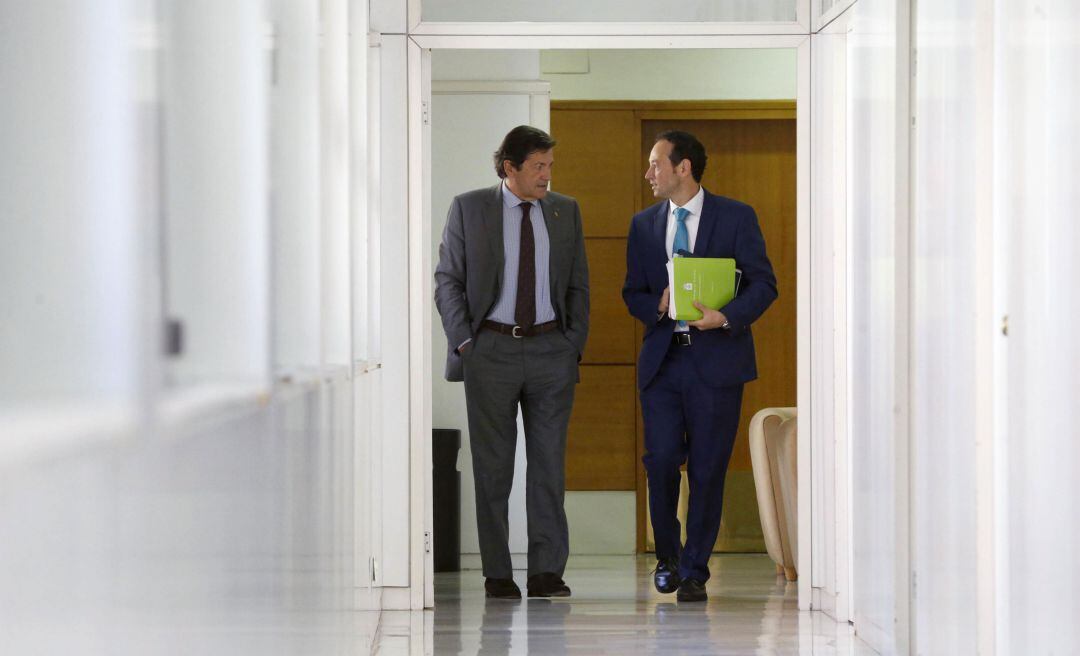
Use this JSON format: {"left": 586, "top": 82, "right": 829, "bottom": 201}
{"left": 551, "top": 102, "right": 797, "bottom": 553}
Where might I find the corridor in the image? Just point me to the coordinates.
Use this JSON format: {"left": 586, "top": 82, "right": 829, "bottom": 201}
{"left": 375, "top": 555, "right": 874, "bottom": 654}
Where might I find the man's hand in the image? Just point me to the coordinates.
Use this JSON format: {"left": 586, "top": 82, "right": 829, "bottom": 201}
{"left": 658, "top": 287, "right": 670, "bottom": 314}
{"left": 687, "top": 301, "right": 729, "bottom": 330}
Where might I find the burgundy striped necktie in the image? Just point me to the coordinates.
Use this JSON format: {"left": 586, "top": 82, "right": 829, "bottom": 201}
{"left": 515, "top": 202, "right": 536, "bottom": 329}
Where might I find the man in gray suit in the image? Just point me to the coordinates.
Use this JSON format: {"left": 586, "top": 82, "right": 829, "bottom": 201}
{"left": 434, "top": 125, "right": 589, "bottom": 599}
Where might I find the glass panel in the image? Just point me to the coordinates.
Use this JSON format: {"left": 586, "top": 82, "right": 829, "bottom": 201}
{"left": 422, "top": 0, "right": 796, "bottom": 23}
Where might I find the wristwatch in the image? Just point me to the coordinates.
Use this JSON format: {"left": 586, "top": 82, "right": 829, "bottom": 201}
{"left": 721, "top": 320, "right": 731, "bottom": 330}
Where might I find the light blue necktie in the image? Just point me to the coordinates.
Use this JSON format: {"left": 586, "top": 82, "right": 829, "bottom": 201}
{"left": 672, "top": 207, "right": 689, "bottom": 329}
{"left": 673, "top": 206, "right": 690, "bottom": 256}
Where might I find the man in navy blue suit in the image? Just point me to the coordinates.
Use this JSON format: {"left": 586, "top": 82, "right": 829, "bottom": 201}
{"left": 623, "top": 130, "right": 777, "bottom": 602}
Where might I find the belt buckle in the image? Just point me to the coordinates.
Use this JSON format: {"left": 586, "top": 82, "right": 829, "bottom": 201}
{"left": 511, "top": 325, "right": 523, "bottom": 338}
{"left": 675, "top": 333, "right": 691, "bottom": 346}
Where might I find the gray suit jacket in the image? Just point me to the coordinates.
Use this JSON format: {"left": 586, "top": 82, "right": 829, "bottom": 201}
{"left": 434, "top": 184, "right": 589, "bottom": 382}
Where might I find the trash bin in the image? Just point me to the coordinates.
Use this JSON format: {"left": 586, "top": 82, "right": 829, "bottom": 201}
{"left": 432, "top": 428, "right": 461, "bottom": 572}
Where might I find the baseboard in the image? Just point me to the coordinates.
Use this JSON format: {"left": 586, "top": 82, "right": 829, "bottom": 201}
{"left": 853, "top": 612, "right": 891, "bottom": 653}
{"left": 813, "top": 586, "right": 839, "bottom": 616}
{"left": 380, "top": 587, "right": 415, "bottom": 610}
{"left": 353, "top": 585, "right": 383, "bottom": 611}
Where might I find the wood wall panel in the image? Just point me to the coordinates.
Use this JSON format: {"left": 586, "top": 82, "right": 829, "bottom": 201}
{"left": 565, "top": 365, "right": 637, "bottom": 491}
{"left": 581, "top": 238, "right": 635, "bottom": 365}
{"left": 550, "top": 109, "right": 639, "bottom": 238}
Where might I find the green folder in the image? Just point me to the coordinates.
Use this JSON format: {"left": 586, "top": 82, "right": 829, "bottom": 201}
{"left": 666, "top": 257, "right": 738, "bottom": 321}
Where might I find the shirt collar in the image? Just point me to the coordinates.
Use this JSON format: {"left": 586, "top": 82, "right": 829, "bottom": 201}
{"left": 669, "top": 185, "right": 705, "bottom": 218}
{"left": 502, "top": 181, "right": 539, "bottom": 210}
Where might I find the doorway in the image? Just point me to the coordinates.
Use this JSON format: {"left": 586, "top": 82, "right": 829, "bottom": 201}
{"left": 406, "top": 36, "right": 813, "bottom": 609}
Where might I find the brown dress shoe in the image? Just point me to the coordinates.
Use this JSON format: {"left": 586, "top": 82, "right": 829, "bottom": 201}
{"left": 484, "top": 577, "right": 521, "bottom": 599}
{"left": 526, "top": 572, "right": 571, "bottom": 598}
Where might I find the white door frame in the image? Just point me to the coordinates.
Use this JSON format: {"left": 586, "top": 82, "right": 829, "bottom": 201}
{"left": 401, "top": 32, "right": 820, "bottom": 611}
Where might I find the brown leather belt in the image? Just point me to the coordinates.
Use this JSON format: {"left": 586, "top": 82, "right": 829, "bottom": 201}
{"left": 481, "top": 320, "right": 559, "bottom": 338}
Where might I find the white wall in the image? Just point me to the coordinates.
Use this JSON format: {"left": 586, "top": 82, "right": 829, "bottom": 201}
{"left": 809, "top": 13, "right": 852, "bottom": 622}
{"left": 0, "top": 1, "right": 370, "bottom": 645}
{"left": 997, "top": 0, "right": 1080, "bottom": 652}
{"left": 836, "top": 1, "right": 1080, "bottom": 653}
{"left": 542, "top": 49, "right": 796, "bottom": 100}
{"left": 0, "top": 0, "right": 138, "bottom": 414}
{"left": 847, "top": 0, "right": 904, "bottom": 650}
{"left": 374, "top": 34, "right": 412, "bottom": 588}
{"left": 909, "top": 0, "right": 991, "bottom": 651}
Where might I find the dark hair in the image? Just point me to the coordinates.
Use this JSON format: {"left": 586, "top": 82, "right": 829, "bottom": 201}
{"left": 493, "top": 125, "right": 557, "bottom": 178}
{"left": 656, "top": 130, "right": 707, "bottom": 183}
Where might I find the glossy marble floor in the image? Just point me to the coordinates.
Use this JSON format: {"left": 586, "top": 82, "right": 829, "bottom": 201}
{"left": 377, "top": 554, "right": 878, "bottom": 655}
{"left": 6, "top": 555, "right": 877, "bottom": 654}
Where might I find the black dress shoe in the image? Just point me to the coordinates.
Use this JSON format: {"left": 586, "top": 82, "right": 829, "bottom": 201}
{"left": 526, "top": 572, "right": 571, "bottom": 598}
{"left": 677, "top": 578, "right": 708, "bottom": 602}
{"left": 653, "top": 556, "right": 681, "bottom": 594}
{"left": 484, "top": 577, "right": 521, "bottom": 599}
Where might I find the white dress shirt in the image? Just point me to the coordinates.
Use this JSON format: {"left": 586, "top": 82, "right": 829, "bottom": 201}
{"left": 665, "top": 186, "right": 705, "bottom": 332}
{"left": 665, "top": 185, "right": 705, "bottom": 258}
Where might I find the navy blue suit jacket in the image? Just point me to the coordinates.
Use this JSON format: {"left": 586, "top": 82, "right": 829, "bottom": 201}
{"left": 622, "top": 190, "right": 778, "bottom": 391}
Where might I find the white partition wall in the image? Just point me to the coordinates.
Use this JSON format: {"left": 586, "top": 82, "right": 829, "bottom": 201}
{"left": 909, "top": 0, "right": 994, "bottom": 651}
{"left": 1, "top": 2, "right": 368, "bottom": 648}
{"left": 270, "top": 0, "right": 322, "bottom": 372}
{"left": 847, "top": 0, "right": 906, "bottom": 650}
{"left": 809, "top": 9, "right": 852, "bottom": 622}
{"left": 161, "top": 0, "right": 270, "bottom": 387}
{"left": 997, "top": 0, "right": 1080, "bottom": 652}
{"left": 374, "top": 34, "right": 414, "bottom": 599}
{"left": 320, "top": 0, "right": 353, "bottom": 369}
{"left": 0, "top": 0, "right": 139, "bottom": 442}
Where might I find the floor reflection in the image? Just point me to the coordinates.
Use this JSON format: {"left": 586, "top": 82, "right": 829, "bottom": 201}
{"left": 412, "top": 554, "right": 877, "bottom": 655}
{"left": 4, "top": 555, "right": 875, "bottom": 654}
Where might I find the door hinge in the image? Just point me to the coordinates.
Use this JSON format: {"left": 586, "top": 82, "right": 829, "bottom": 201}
{"left": 424, "top": 531, "right": 432, "bottom": 554}
{"left": 1002, "top": 314, "right": 1009, "bottom": 336}
{"left": 370, "top": 557, "right": 378, "bottom": 583}
{"left": 422, "top": 100, "right": 430, "bottom": 126}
